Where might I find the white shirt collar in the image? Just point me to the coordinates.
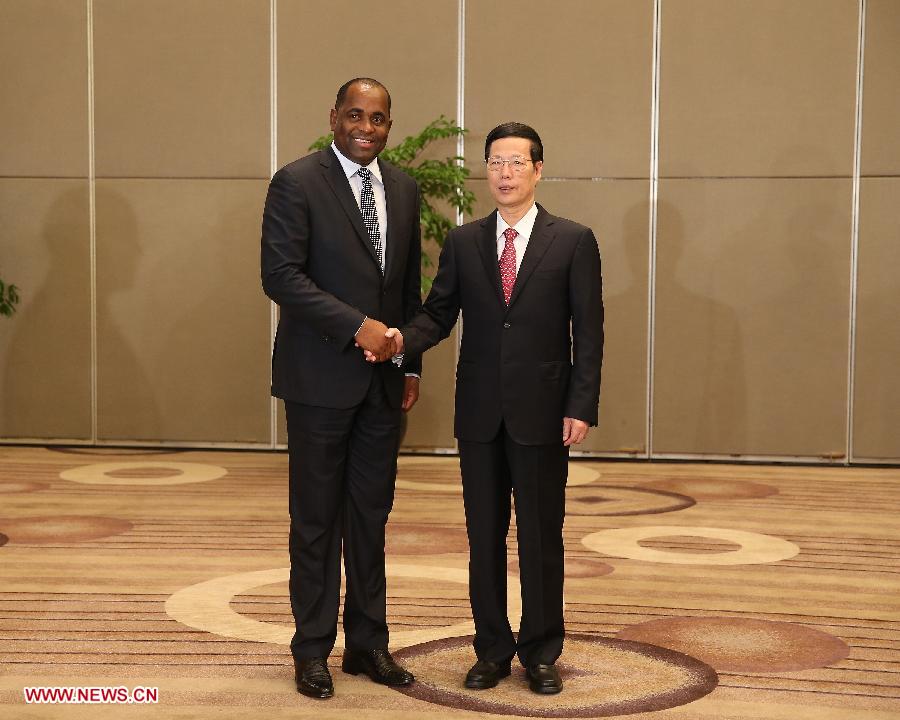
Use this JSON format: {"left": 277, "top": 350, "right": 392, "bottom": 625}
{"left": 331, "top": 141, "right": 383, "bottom": 184}
{"left": 496, "top": 202, "right": 539, "bottom": 240}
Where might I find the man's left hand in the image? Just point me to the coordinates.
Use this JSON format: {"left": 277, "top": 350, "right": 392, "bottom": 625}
{"left": 563, "top": 417, "right": 589, "bottom": 446}
{"left": 402, "top": 376, "right": 420, "bottom": 412}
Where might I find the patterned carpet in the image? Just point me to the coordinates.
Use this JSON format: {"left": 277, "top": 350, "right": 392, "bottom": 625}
{"left": 1, "top": 446, "right": 898, "bottom": 719}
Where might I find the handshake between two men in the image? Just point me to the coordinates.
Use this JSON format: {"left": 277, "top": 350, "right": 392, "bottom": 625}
{"left": 353, "top": 317, "right": 404, "bottom": 363}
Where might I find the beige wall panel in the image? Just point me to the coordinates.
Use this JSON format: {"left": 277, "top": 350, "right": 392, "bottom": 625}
{"left": 0, "top": 1, "right": 88, "bottom": 176}
{"left": 402, "top": 327, "right": 457, "bottom": 451}
{"left": 465, "top": 0, "right": 653, "bottom": 179}
{"left": 277, "top": 401, "right": 287, "bottom": 446}
{"left": 467, "top": 179, "right": 648, "bottom": 455}
{"left": 0, "top": 179, "right": 91, "bottom": 439}
{"left": 277, "top": 0, "right": 458, "bottom": 169}
{"left": 93, "top": 0, "right": 269, "bottom": 178}
{"left": 654, "top": 179, "right": 851, "bottom": 457}
{"left": 861, "top": 0, "right": 900, "bottom": 175}
{"left": 95, "top": 179, "right": 271, "bottom": 442}
{"left": 660, "top": 0, "right": 858, "bottom": 177}
{"left": 853, "top": 178, "right": 900, "bottom": 460}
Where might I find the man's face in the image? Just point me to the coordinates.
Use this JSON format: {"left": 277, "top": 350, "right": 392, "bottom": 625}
{"left": 330, "top": 82, "right": 392, "bottom": 166}
{"left": 486, "top": 136, "right": 542, "bottom": 212}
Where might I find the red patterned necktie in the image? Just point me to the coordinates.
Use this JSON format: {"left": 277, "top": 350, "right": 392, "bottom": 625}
{"left": 499, "top": 227, "right": 518, "bottom": 305}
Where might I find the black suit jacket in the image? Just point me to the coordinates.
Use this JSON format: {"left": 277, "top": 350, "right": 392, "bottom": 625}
{"left": 261, "top": 148, "right": 422, "bottom": 409}
{"left": 402, "top": 205, "right": 603, "bottom": 445}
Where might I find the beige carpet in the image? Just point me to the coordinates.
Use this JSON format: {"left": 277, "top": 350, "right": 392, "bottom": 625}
{"left": 1, "top": 446, "right": 899, "bottom": 718}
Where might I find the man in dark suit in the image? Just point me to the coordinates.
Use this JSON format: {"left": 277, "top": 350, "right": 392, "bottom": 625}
{"left": 371, "top": 122, "right": 603, "bottom": 694}
{"left": 260, "top": 78, "right": 420, "bottom": 699}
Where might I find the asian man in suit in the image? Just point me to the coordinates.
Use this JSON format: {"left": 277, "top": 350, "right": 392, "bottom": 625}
{"left": 369, "top": 122, "right": 603, "bottom": 695}
{"left": 261, "top": 78, "right": 420, "bottom": 699}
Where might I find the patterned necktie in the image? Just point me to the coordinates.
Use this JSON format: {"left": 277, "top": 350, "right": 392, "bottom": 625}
{"left": 357, "top": 166, "right": 383, "bottom": 271}
{"left": 499, "top": 227, "right": 518, "bottom": 305}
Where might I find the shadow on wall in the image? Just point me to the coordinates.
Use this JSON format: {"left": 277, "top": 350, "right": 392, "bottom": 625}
{"left": 2, "top": 186, "right": 91, "bottom": 438}
{"left": 94, "top": 184, "right": 160, "bottom": 439}
{"left": 594, "top": 195, "right": 649, "bottom": 455}
{"left": 1, "top": 185, "right": 159, "bottom": 440}
{"left": 652, "top": 198, "right": 747, "bottom": 455}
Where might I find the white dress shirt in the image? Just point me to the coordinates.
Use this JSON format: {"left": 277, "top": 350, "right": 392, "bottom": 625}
{"left": 496, "top": 202, "right": 538, "bottom": 273}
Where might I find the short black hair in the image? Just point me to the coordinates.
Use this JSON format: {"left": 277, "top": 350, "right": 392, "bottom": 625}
{"left": 335, "top": 77, "right": 392, "bottom": 112}
{"left": 484, "top": 122, "right": 543, "bottom": 163}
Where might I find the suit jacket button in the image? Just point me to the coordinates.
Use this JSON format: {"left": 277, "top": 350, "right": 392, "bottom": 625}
{"left": 503, "top": 322, "right": 511, "bottom": 329}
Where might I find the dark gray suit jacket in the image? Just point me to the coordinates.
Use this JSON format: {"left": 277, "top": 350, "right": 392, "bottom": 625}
{"left": 401, "top": 205, "right": 603, "bottom": 445}
{"left": 261, "top": 148, "right": 422, "bottom": 409}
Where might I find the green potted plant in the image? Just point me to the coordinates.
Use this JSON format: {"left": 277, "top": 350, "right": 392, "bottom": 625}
{"left": 310, "top": 115, "right": 475, "bottom": 294}
{"left": 0, "top": 276, "right": 19, "bottom": 317}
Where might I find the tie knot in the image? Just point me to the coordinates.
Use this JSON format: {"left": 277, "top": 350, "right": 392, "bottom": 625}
{"left": 357, "top": 167, "right": 370, "bottom": 181}
{"left": 503, "top": 227, "right": 518, "bottom": 243}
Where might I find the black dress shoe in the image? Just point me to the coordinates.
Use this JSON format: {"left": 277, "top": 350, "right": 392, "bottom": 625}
{"left": 341, "top": 648, "right": 414, "bottom": 686}
{"left": 294, "top": 657, "right": 334, "bottom": 699}
{"left": 464, "top": 660, "right": 512, "bottom": 689}
{"left": 526, "top": 663, "right": 562, "bottom": 694}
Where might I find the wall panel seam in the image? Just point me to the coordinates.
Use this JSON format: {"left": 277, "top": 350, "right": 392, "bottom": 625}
{"left": 647, "top": 0, "right": 662, "bottom": 460}
{"left": 847, "top": 0, "right": 866, "bottom": 464}
{"left": 269, "top": 0, "right": 279, "bottom": 449}
{"left": 87, "top": 0, "right": 98, "bottom": 443}
{"left": 453, "top": 0, "right": 465, "bottom": 455}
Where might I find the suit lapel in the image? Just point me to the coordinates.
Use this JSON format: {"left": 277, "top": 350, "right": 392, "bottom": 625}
{"left": 506, "top": 205, "right": 556, "bottom": 311}
{"left": 381, "top": 159, "right": 399, "bottom": 282}
{"left": 320, "top": 148, "right": 381, "bottom": 269}
{"left": 475, "top": 210, "right": 506, "bottom": 305}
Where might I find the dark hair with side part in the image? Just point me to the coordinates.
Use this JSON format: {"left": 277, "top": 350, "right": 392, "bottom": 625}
{"left": 335, "top": 77, "right": 392, "bottom": 112}
{"left": 484, "top": 122, "right": 543, "bottom": 163}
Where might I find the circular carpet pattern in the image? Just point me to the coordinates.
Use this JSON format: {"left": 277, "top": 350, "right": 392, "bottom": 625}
{"left": 165, "top": 562, "right": 520, "bottom": 648}
{"left": 618, "top": 617, "right": 850, "bottom": 672}
{"left": 0, "top": 480, "right": 49, "bottom": 494}
{"left": 59, "top": 462, "right": 227, "bottom": 486}
{"left": 581, "top": 526, "right": 799, "bottom": 565}
{"left": 391, "top": 633, "right": 718, "bottom": 717}
{"left": 567, "top": 464, "right": 602, "bottom": 487}
{"left": 395, "top": 457, "right": 600, "bottom": 492}
{"left": 388, "top": 524, "right": 469, "bottom": 555}
{"left": 0, "top": 515, "right": 133, "bottom": 543}
{"left": 642, "top": 478, "right": 778, "bottom": 501}
{"left": 566, "top": 485, "right": 694, "bottom": 516}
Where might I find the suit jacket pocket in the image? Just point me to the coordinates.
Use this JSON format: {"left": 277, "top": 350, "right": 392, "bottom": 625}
{"left": 539, "top": 360, "right": 570, "bottom": 382}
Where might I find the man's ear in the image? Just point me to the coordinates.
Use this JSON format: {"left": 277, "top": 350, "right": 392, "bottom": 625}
{"left": 329, "top": 108, "right": 337, "bottom": 131}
